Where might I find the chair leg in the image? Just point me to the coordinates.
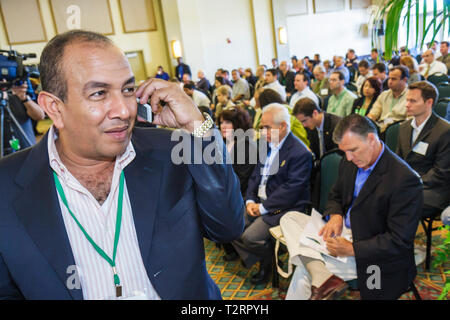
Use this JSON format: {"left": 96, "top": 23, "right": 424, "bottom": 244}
{"left": 410, "top": 282, "right": 422, "bottom": 300}
{"left": 425, "top": 217, "right": 434, "bottom": 271}
{"left": 272, "top": 243, "right": 279, "bottom": 289}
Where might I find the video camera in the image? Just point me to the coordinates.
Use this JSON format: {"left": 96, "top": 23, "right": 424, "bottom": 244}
{"left": 0, "top": 49, "right": 39, "bottom": 99}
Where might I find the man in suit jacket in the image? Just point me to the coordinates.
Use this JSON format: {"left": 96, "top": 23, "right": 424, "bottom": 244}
{"left": 284, "top": 114, "right": 422, "bottom": 300}
{"left": 231, "top": 103, "right": 312, "bottom": 286}
{"left": 292, "top": 98, "right": 341, "bottom": 161}
{"left": 0, "top": 30, "right": 244, "bottom": 300}
{"left": 396, "top": 81, "right": 450, "bottom": 214}
{"left": 175, "top": 57, "right": 192, "bottom": 82}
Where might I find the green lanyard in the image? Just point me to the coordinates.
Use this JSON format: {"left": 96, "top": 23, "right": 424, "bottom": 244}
{"left": 53, "top": 170, "right": 125, "bottom": 297}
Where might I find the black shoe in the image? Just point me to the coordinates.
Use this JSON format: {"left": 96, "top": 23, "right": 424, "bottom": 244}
{"left": 223, "top": 251, "right": 239, "bottom": 261}
{"left": 250, "top": 264, "right": 271, "bottom": 286}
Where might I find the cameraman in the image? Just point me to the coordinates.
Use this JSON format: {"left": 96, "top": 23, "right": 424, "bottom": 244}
{"left": 6, "top": 81, "right": 45, "bottom": 145}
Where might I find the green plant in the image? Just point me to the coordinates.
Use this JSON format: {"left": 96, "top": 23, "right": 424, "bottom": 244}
{"left": 432, "top": 224, "right": 450, "bottom": 300}
{"left": 371, "top": 0, "right": 450, "bottom": 60}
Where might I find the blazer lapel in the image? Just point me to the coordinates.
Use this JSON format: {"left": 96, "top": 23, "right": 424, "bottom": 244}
{"left": 124, "top": 143, "right": 163, "bottom": 267}
{"left": 13, "top": 136, "right": 83, "bottom": 300}
{"left": 409, "top": 113, "right": 437, "bottom": 153}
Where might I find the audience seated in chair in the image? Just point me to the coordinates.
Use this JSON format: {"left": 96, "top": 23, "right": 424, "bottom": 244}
{"left": 367, "top": 65, "right": 410, "bottom": 133}
{"left": 283, "top": 114, "right": 423, "bottom": 300}
{"left": 351, "top": 76, "right": 382, "bottom": 117}
{"left": 396, "top": 81, "right": 450, "bottom": 217}
{"left": 231, "top": 69, "right": 251, "bottom": 103}
{"left": 230, "top": 103, "right": 312, "bottom": 286}
{"left": 289, "top": 72, "right": 320, "bottom": 110}
{"left": 217, "top": 106, "right": 258, "bottom": 262}
{"left": 292, "top": 98, "right": 341, "bottom": 163}
{"left": 327, "top": 71, "right": 357, "bottom": 118}
{"left": 419, "top": 49, "right": 448, "bottom": 80}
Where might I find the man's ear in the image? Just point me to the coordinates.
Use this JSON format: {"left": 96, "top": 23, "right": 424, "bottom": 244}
{"left": 38, "top": 91, "right": 64, "bottom": 129}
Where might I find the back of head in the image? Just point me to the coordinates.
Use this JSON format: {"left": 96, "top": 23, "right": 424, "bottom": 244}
{"left": 183, "top": 81, "right": 196, "bottom": 90}
{"left": 220, "top": 106, "right": 252, "bottom": 131}
{"left": 358, "top": 60, "right": 369, "bottom": 69}
{"left": 400, "top": 55, "right": 419, "bottom": 73}
{"left": 333, "top": 114, "right": 378, "bottom": 144}
{"left": 259, "top": 88, "right": 285, "bottom": 108}
{"left": 292, "top": 98, "right": 321, "bottom": 117}
{"left": 39, "top": 29, "right": 114, "bottom": 102}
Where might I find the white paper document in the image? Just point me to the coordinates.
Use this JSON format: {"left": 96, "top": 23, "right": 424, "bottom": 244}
{"left": 298, "top": 209, "right": 352, "bottom": 263}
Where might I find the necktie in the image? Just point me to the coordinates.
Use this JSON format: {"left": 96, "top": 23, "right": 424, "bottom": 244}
{"left": 317, "top": 128, "right": 325, "bottom": 157}
{"left": 424, "top": 64, "right": 430, "bottom": 78}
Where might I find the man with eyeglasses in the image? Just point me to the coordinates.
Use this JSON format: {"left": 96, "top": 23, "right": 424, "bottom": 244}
{"left": 292, "top": 98, "right": 341, "bottom": 162}
{"left": 231, "top": 103, "right": 312, "bottom": 286}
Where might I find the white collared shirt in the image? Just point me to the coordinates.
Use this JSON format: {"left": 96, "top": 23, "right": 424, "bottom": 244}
{"left": 289, "top": 87, "right": 319, "bottom": 109}
{"left": 411, "top": 113, "right": 431, "bottom": 145}
{"left": 419, "top": 60, "right": 448, "bottom": 77}
{"left": 48, "top": 126, "right": 160, "bottom": 300}
{"left": 246, "top": 133, "right": 289, "bottom": 215}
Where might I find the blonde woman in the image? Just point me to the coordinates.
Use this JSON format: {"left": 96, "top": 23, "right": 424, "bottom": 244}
{"left": 400, "top": 56, "right": 422, "bottom": 85}
{"left": 214, "top": 85, "right": 235, "bottom": 120}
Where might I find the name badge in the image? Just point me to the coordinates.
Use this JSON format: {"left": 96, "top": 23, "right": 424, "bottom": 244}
{"left": 258, "top": 185, "right": 267, "bottom": 201}
{"left": 320, "top": 88, "right": 329, "bottom": 96}
{"left": 412, "top": 141, "right": 429, "bottom": 156}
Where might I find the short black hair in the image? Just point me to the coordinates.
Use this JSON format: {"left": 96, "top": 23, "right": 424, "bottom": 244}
{"left": 333, "top": 114, "right": 378, "bottom": 144}
{"left": 295, "top": 71, "right": 311, "bottom": 85}
{"left": 372, "top": 63, "right": 387, "bottom": 73}
{"left": 390, "top": 65, "right": 410, "bottom": 79}
{"left": 183, "top": 81, "right": 196, "bottom": 90}
{"left": 331, "top": 71, "right": 345, "bottom": 81}
{"left": 358, "top": 60, "right": 369, "bottom": 69}
{"left": 292, "top": 98, "right": 321, "bottom": 117}
{"left": 266, "top": 69, "right": 278, "bottom": 77}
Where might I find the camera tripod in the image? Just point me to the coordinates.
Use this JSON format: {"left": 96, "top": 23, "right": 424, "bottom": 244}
{"left": 0, "top": 91, "right": 33, "bottom": 158}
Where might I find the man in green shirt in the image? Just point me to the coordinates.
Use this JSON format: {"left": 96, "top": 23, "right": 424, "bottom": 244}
{"left": 437, "top": 41, "right": 450, "bottom": 72}
{"left": 327, "top": 71, "right": 357, "bottom": 117}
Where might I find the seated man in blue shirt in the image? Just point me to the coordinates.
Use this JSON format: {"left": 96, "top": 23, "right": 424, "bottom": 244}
{"left": 283, "top": 114, "right": 422, "bottom": 300}
{"left": 230, "top": 103, "right": 312, "bottom": 286}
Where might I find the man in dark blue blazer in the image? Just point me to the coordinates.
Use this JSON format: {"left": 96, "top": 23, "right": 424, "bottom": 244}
{"left": 231, "top": 103, "right": 312, "bottom": 285}
{"left": 0, "top": 30, "right": 244, "bottom": 300}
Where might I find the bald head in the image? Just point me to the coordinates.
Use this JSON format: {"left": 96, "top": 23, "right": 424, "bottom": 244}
{"left": 422, "top": 49, "right": 435, "bottom": 64}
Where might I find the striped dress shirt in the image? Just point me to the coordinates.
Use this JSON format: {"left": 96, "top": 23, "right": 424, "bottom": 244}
{"left": 47, "top": 126, "right": 160, "bottom": 300}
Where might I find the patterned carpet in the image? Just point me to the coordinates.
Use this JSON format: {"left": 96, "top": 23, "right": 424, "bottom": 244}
{"left": 205, "top": 226, "right": 449, "bottom": 300}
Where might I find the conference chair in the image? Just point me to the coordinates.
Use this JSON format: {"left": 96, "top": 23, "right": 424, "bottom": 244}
{"left": 434, "top": 99, "right": 449, "bottom": 118}
{"left": 384, "top": 121, "right": 402, "bottom": 152}
{"left": 270, "top": 149, "right": 342, "bottom": 288}
{"left": 437, "top": 82, "right": 450, "bottom": 100}
{"left": 427, "top": 73, "right": 449, "bottom": 86}
{"left": 421, "top": 206, "right": 443, "bottom": 271}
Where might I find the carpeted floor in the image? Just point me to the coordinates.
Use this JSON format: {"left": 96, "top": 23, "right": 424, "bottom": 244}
{"left": 205, "top": 225, "right": 449, "bottom": 300}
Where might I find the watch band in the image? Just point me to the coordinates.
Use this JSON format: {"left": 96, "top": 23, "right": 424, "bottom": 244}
{"left": 191, "top": 113, "right": 214, "bottom": 138}
{"left": 20, "top": 96, "right": 30, "bottom": 103}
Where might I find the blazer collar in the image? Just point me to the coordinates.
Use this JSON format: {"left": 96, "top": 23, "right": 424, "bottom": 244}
{"left": 124, "top": 135, "right": 164, "bottom": 269}
{"left": 411, "top": 112, "right": 438, "bottom": 149}
{"left": 13, "top": 133, "right": 83, "bottom": 300}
